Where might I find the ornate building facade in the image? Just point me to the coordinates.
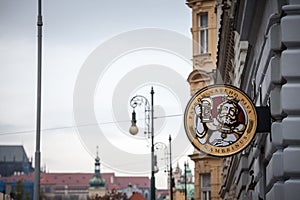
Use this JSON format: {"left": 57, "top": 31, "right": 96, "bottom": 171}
{"left": 216, "top": 0, "right": 300, "bottom": 199}
{"left": 186, "top": 1, "right": 222, "bottom": 200}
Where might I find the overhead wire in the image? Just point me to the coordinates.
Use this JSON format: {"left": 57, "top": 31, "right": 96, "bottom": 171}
{"left": 0, "top": 113, "right": 183, "bottom": 137}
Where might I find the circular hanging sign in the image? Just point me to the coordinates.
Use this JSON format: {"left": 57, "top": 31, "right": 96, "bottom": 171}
{"left": 184, "top": 84, "right": 257, "bottom": 157}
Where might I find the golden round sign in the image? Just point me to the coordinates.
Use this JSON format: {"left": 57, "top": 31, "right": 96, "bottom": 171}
{"left": 184, "top": 84, "right": 257, "bottom": 157}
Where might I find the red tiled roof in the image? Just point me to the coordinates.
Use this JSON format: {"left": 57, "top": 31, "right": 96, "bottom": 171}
{"left": 114, "top": 176, "right": 150, "bottom": 188}
{"left": 41, "top": 173, "right": 93, "bottom": 185}
{"left": 130, "top": 192, "right": 146, "bottom": 200}
{"left": 0, "top": 172, "right": 150, "bottom": 191}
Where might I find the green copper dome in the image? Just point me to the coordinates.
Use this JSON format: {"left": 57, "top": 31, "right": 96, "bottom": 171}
{"left": 176, "top": 183, "right": 194, "bottom": 198}
{"left": 89, "top": 174, "right": 106, "bottom": 187}
{"left": 89, "top": 150, "right": 106, "bottom": 188}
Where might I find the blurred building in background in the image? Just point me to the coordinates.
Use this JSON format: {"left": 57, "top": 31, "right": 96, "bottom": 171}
{"left": 0, "top": 145, "right": 34, "bottom": 177}
{"left": 0, "top": 145, "right": 151, "bottom": 200}
{"left": 173, "top": 162, "right": 194, "bottom": 200}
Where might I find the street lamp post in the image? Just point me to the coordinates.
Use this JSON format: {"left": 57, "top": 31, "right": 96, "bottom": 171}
{"left": 34, "top": 0, "right": 43, "bottom": 200}
{"left": 129, "top": 87, "right": 156, "bottom": 200}
{"left": 184, "top": 162, "right": 187, "bottom": 200}
{"left": 169, "top": 135, "right": 173, "bottom": 200}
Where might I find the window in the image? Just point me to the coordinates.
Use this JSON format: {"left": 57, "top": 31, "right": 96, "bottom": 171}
{"left": 201, "top": 173, "right": 211, "bottom": 200}
{"left": 198, "top": 12, "right": 208, "bottom": 54}
{"left": 45, "top": 187, "right": 51, "bottom": 193}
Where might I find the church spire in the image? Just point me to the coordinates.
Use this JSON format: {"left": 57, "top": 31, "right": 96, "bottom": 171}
{"left": 89, "top": 146, "right": 105, "bottom": 188}
{"left": 95, "top": 146, "right": 100, "bottom": 175}
{"left": 96, "top": 145, "right": 99, "bottom": 158}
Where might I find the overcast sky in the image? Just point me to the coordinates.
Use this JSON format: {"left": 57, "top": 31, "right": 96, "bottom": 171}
{"left": 0, "top": 0, "right": 193, "bottom": 188}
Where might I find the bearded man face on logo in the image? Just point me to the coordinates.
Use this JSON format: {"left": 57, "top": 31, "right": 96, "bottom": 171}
{"left": 216, "top": 98, "right": 239, "bottom": 126}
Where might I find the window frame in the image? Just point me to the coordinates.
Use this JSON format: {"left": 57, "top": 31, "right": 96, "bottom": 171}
{"left": 198, "top": 12, "right": 209, "bottom": 54}
{"left": 201, "top": 173, "right": 211, "bottom": 200}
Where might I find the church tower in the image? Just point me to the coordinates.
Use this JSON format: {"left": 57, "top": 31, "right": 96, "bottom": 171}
{"left": 88, "top": 147, "right": 106, "bottom": 199}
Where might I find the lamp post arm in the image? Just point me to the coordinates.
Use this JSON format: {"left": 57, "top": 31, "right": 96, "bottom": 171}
{"left": 129, "top": 87, "right": 156, "bottom": 200}
{"left": 130, "top": 95, "right": 151, "bottom": 136}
